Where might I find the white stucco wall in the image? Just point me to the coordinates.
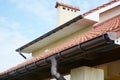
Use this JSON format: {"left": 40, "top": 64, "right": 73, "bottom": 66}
{"left": 100, "top": 5, "right": 120, "bottom": 22}
{"left": 56, "top": 6, "right": 79, "bottom": 26}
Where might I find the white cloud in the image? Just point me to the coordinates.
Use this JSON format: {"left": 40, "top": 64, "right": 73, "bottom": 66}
{"left": 57, "top": 0, "right": 71, "bottom": 4}
{"left": 10, "top": 0, "right": 56, "bottom": 25}
{"left": 9, "top": 0, "right": 111, "bottom": 28}
{"left": 0, "top": 17, "right": 20, "bottom": 31}
{"left": 0, "top": 17, "right": 30, "bottom": 72}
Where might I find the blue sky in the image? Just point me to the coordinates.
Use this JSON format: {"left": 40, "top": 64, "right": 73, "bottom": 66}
{"left": 0, "top": 0, "right": 111, "bottom": 72}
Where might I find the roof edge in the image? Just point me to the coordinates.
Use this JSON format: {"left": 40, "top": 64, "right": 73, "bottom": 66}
{"left": 83, "top": 0, "right": 120, "bottom": 16}
{"left": 16, "top": 15, "right": 84, "bottom": 52}
{"left": 0, "top": 32, "right": 117, "bottom": 80}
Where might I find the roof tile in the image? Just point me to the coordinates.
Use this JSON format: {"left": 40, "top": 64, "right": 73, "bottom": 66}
{"left": 0, "top": 11, "right": 120, "bottom": 77}
{"left": 83, "top": 0, "right": 120, "bottom": 16}
{"left": 117, "top": 30, "right": 120, "bottom": 37}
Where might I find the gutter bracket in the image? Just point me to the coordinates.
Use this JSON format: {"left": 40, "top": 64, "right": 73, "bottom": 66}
{"left": 18, "top": 49, "right": 27, "bottom": 59}
{"left": 50, "top": 57, "right": 66, "bottom": 80}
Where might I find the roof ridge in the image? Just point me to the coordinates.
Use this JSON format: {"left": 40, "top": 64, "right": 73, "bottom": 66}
{"left": 93, "top": 14, "right": 120, "bottom": 28}
{"left": 83, "top": 0, "right": 120, "bottom": 16}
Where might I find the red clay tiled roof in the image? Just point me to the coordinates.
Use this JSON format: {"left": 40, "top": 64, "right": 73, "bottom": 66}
{"left": 55, "top": 2, "right": 80, "bottom": 11}
{"left": 83, "top": 0, "right": 120, "bottom": 16}
{"left": 0, "top": 13, "right": 120, "bottom": 75}
{"left": 117, "top": 30, "right": 120, "bottom": 37}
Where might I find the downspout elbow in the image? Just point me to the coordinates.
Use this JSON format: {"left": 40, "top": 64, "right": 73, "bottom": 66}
{"left": 18, "top": 49, "right": 27, "bottom": 59}
{"left": 51, "top": 57, "right": 66, "bottom": 80}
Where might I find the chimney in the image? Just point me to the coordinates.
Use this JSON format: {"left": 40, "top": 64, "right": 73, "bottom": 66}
{"left": 55, "top": 2, "right": 80, "bottom": 27}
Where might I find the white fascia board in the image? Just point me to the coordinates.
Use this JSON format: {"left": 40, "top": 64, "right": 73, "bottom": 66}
{"left": 85, "top": 13, "right": 99, "bottom": 22}
{"left": 85, "top": 1, "right": 120, "bottom": 22}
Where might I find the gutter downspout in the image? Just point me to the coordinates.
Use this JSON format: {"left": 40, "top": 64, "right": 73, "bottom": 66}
{"left": 51, "top": 57, "right": 66, "bottom": 80}
{"left": 0, "top": 32, "right": 117, "bottom": 80}
{"left": 18, "top": 49, "right": 27, "bottom": 59}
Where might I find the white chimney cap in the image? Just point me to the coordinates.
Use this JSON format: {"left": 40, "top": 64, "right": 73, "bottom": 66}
{"left": 55, "top": 2, "right": 80, "bottom": 11}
